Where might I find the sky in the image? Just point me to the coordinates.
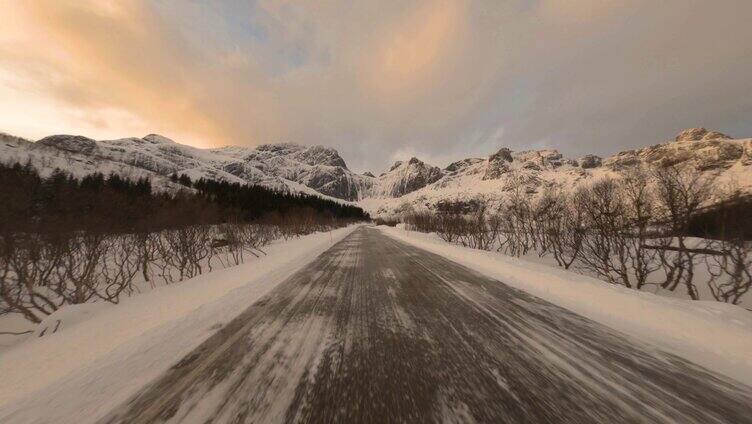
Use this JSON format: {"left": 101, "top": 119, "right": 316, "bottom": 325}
{"left": 1, "top": 0, "right": 751, "bottom": 173}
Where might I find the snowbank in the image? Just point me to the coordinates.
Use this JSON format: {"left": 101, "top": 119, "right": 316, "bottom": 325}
{"left": 0, "top": 225, "right": 358, "bottom": 423}
{"left": 379, "top": 226, "right": 752, "bottom": 387}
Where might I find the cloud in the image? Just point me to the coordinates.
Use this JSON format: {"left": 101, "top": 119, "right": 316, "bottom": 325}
{"left": 1, "top": 0, "right": 751, "bottom": 172}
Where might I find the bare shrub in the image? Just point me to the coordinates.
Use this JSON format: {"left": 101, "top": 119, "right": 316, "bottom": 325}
{"left": 217, "top": 221, "right": 246, "bottom": 266}
{"left": 403, "top": 211, "right": 437, "bottom": 233}
{"left": 651, "top": 166, "right": 713, "bottom": 299}
{"left": 704, "top": 239, "right": 752, "bottom": 304}
{"left": 499, "top": 189, "right": 535, "bottom": 257}
{"left": 98, "top": 234, "right": 141, "bottom": 303}
{"left": 135, "top": 231, "right": 161, "bottom": 288}
{"left": 700, "top": 187, "right": 752, "bottom": 304}
{"left": 0, "top": 233, "right": 65, "bottom": 323}
{"left": 156, "top": 226, "right": 212, "bottom": 283}
{"left": 463, "top": 205, "right": 498, "bottom": 251}
{"left": 436, "top": 213, "right": 469, "bottom": 244}
{"left": 374, "top": 216, "right": 400, "bottom": 227}
{"left": 619, "top": 168, "right": 661, "bottom": 289}
{"left": 55, "top": 233, "right": 109, "bottom": 304}
{"left": 0, "top": 231, "right": 141, "bottom": 321}
{"left": 534, "top": 190, "right": 584, "bottom": 269}
{"left": 573, "top": 179, "right": 636, "bottom": 287}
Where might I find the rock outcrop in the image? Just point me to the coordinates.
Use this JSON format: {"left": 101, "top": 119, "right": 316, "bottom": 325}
{"left": 675, "top": 127, "right": 731, "bottom": 142}
{"left": 482, "top": 148, "right": 514, "bottom": 180}
{"left": 37, "top": 135, "right": 99, "bottom": 155}
{"left": 377, "top": 157, "right": 443, "bottom": 197}
{"left": 579, "top": 154, "right": 602, "bottom": 169}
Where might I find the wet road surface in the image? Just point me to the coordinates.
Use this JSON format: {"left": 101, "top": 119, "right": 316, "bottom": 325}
{"left": 102, "top": 226, "right": 752, "bottom": 423}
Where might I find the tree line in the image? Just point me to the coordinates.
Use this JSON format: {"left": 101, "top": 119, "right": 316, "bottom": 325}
{"left": 402, "top": 165, "right": 751, "bottom": 305}
{"left": 0, "top": 161, "right": 368, "bottom": 323}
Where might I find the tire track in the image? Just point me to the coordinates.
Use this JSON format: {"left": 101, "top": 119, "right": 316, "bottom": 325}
{"left": 101, "top": 227, "right": 752, "bottom": 423}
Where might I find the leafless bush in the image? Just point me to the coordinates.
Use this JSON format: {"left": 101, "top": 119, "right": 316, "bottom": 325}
{"left": 0, "top": 161, "right": 364, "bottom": 324}
{"left": 0, "top": 232, "right": 65, "bottom": 323}
{"left": 245, "top": 223, "right": 276, "bottom": 254}
{"left": 98, "top": 235, "right": 141, "bottom": 303}
{"left": 374, "top": 216, "right": 400, "bottom": 226}
{"left": 703, "top": 239, "right": 751, "bottom": 304}
{"left": 0, "top": 232, "right": 143, "bottom": 321}
{"left": 135, "top": 231, "right": 161, "bottom": 288}
{"left": 403, "top": 205, "right": 501, "bottom": 252}
{"left": 619, "top": 169, "right": 661, "bottom": 289}
{"left": 699, "top": 190, "right": 752, "bottom": 304}
{"left": 55, "top": 233, "right": 108, "bottom": 304}
{"left": 436, "top": 213, "right": 470, "bottom": 244}
{"left": 216, "top": 222, "right": 246, "bottom": 266}
{"left": 462, "top": 205, "right": 499, "bottom": 251}
{"left": 155, "top": 226, "right": 213, "bottom": 283}
{"left": 391, "top": 165, "right": 748, "bottom": 305}
{"left": 651, "top": 166, "right": 713, "bottom": 299}
{"left": 497, "top": 189, "right": 535, "bottom": 257}
{"left": 572, "top": 179, "right": 635, "bottom": 286}
{"left": 533, "top": 190, "right": 584, "bottom": 269}
{"left": 403, "top": 210, "right": 437, "bottom": 233}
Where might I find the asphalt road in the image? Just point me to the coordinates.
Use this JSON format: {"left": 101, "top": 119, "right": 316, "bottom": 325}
{"left": 102, "top": 226, "right": 752, "bottom": 423}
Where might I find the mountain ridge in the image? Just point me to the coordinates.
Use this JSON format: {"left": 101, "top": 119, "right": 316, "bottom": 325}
{"left": 2, "top": 128, "right": 750, "bottom": 215}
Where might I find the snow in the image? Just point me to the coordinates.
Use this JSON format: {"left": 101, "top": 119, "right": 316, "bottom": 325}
{"left": 281, "top": 179, "right": 358, "bottom": 205}
{"left": 0, "top": 133, "right": 186, "bottom": 192}
{"left": 0, "top": 314, "right": 33, "bottom": 351}
{"left": 0, "top": 132, "right": 370, "bottom": 200}
{"left": 374, "top": 157, "right": 443, "bottom": 198}
{"left": 359, "top": 151, "right": 608, "bottom": 216}
{"left": 378, "top": 226, "right": 752, "bottom": 387}
{"left": 4, "top": 130, "right": 751, "bottom": 213}
{"left": 359, "top": 137, "right": 752, "bottom": 217}
{"left": 0, "top": 225, "right": 359, "bottom": 424}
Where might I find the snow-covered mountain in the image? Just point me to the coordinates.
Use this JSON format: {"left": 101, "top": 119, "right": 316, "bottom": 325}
{"left": 0, "top": 133, "right": 373, "bottom": 201}
{"left": 2, "top": 127, "right": 750, "bottom": 215}
{"left": 359, "top": 128, "right": 752, "bottom": 216}
{"left": 376, "top": 157, "right": 443, "bottom": 197}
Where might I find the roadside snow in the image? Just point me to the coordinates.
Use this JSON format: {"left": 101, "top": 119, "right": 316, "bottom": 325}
{"left": 379, "top": 226, "right": 752, "bottom": 387}
{"left": 0, "top": 225, "right": 358, "bottom": 423}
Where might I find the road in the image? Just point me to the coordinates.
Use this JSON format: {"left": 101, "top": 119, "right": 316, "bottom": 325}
{"left": 102, "top": 226, "right": 752, "bottom": 423}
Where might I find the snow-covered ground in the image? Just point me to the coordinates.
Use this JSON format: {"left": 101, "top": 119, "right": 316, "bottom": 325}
{"left": 0, "top": 225, "right": 358, "bottom": 423}
{"left": 379, "top": 226, "right": 752, "bottom": 387}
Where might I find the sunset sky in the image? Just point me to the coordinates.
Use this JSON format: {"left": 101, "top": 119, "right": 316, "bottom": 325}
{"left": 1, "top": 0, "right": 751, "bottom": 172}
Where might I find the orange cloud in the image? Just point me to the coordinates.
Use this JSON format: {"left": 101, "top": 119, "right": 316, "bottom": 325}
{"left": 0, "top": 1, "right": 229, "bottom": 146}
{"left": 382, "top": 1, "right": 462, "bottom": 82}
{"left": 367, "top": 0, "right": 466, "bottom": 103}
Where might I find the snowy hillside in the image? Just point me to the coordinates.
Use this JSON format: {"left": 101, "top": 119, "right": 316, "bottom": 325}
{"left": 211, "top": 143, "right": 373, "bottom": 200}
{"left": 361, "top": 128, "right": 752, "bottom": 216}
{"left": 2, "top": 127, "right": 750, "bottom": 211}
{"left": 0, "top": 133, "right": 372, "bottom": 200}
{"left": 376, "top": 157, "right": 443, "bottom": 197}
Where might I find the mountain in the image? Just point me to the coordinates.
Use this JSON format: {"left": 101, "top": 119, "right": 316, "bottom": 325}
{"left": 2, "top": 127, "right": 750, "bottom": 216}
{"left": 359, "top": 128, "right": 752, "bottom": 216}
{"left": 0, "top": 133, "right": 372, "bottom": 201}
{"left": 210, "top": 143, "right": 373, "bottom": 201}
{"left": 376, "top": 157, "right": 443, "bottom": 197}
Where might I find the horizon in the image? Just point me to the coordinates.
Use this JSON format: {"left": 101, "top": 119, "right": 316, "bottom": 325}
{"left": 2, "top": 124, "right": 744, "bottom": 175}
{"left": 1, "top": 1, "right": 752, "bottom": 172}
{"left": 0, "top": 123, "right": 750, "bottom": 177}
